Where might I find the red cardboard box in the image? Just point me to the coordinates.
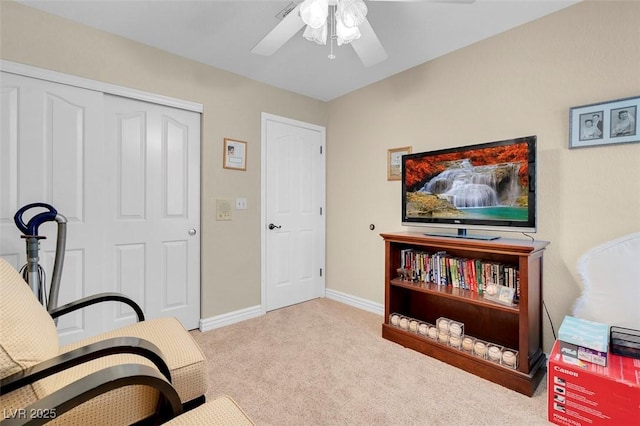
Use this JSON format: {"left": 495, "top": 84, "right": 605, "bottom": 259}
{"left": 548, "top": 340, "right": 640, "bottom": 426}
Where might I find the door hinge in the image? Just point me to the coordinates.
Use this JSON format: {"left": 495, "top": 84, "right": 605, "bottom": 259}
{"left": 320, "top": 268, "right": 323, "bottom": 277}
{"left": 320, "top": 146, "right": 323, "bottom": 154}
{"left": 320, "top": 207, "right": 323, "bottom": 215}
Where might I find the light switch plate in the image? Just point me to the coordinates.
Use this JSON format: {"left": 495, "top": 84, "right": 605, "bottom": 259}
{"left": 216, "top": 199, "right": 232, "bottom": 221}
{"left": 236, "top": 197, "right": 247, "bottom": 210}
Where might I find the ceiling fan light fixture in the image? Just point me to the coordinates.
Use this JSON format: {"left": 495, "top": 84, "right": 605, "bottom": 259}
{"left": 300, "top": 0, "right": 329, "bottom": 29}
{"left": 303, "top": 22, "right": 328, "bottom": 45}
{"left": 336, "top": 0, "right": 367, "bottom": 28}
{"left": 335, "top": 19, "right": 361, "bottom": 46}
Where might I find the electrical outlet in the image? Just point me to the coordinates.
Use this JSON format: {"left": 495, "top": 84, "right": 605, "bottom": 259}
{"left": 236, "top": 197, "right": 247, "bottom": 210}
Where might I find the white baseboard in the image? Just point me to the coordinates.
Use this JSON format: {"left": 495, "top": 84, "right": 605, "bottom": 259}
{"left": 199, "top": 290, "right": 383, "bottom": 332}
{"left": 199, "top": 304, "right": 264, "bottom": 332}
{"left": 325, "top": 288, "right": 384, "bottom": 316}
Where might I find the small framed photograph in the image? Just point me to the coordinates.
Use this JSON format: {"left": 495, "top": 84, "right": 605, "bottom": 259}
{"left": 387, "top": 146, "right": 412, "bottom": 181}
{"left": 569, "top": 96, "right": 639, "bottom": 148}
{"left": 484, "top": 284, "right": 516, "bottom": 307}
{"left": 223, "top": 138, "right": 247, "bottom": 171}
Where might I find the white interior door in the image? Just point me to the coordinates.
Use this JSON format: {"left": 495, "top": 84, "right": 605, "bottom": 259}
{"left": 1, "top": 71, "right": 201, "bottom": 344}
{"left": 262, "top": 113, "right": 325, "bottom": 311}
{"left": 0, "top": 73, "right": 106, "bottom": 340}
{"left": 103, "top": 95, "right": 201, "bottom": 330}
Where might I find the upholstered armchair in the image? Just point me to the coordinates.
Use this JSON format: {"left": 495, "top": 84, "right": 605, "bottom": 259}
{"left": 0, "top": 258, "right": 253, "bottom": 425}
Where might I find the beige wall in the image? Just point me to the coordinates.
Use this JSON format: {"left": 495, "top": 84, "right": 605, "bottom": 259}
{"left": 0, "top": 1, "right": 328, "bottom": 318}
{"left": 2, "top": 1, "right": 639, "bottom": 353}
{"left": 327, "top": 0, "right": 640, "bottom": 352}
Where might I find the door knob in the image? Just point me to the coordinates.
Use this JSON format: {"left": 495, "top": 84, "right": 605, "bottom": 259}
{"left": 268, "top": 223, "right": 281, "bottom": 230}
{"left": 188, "top": 228, "right": 197, "bottom": 236}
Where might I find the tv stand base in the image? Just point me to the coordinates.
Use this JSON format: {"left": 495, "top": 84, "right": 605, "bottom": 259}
{"left": 424, "top": 229, "right": 500, "bottom": 241}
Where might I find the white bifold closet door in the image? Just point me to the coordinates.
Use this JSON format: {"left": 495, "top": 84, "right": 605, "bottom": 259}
{"left": 0, "top": 72, "right": 200, "bottom": 345}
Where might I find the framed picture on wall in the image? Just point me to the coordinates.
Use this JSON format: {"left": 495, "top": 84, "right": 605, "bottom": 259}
{"left": 569, "top": 96, "right": 639, "bottom": 148}
{"left": 223, "top": 138, "right": 247, "bottom": 171}
{"left": 387, "top": 146, "right": 412, "bottom": 180}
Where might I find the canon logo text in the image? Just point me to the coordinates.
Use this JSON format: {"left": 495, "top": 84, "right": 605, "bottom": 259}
{"left": 554, "top": 366, "right": 579, "bottom": 377}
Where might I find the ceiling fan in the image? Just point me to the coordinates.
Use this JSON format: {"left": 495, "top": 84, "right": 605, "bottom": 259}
{"left": 251, "top": 0, "right": 475, "bottom": 67}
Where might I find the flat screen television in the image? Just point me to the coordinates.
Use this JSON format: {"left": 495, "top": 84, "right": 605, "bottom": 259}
{"left": 401, "top": 136, "right": 536, "bottom": 240}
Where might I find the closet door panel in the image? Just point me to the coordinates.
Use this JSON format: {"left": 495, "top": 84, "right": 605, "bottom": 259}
{"left": 0, "top": 73, "right": 106, "bottom": 343}
{"left": 1, "top": 71, "right": 201, "bottom": 344}
{"left": 103, "top": 95, "right": 200, "bottom": 331}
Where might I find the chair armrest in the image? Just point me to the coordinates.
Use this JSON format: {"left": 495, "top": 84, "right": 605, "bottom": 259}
{"left": 0, "top": 363, "right": 183, "bottom": 426}
{"left": 48, "top": 292, "right": 145, "bottom": 322}
{"left": 1, "top": 337, "right": 171, "bottom": 395}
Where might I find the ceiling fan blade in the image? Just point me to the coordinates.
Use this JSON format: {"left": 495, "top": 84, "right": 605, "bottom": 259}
{"left": 251, "top": 4, "right": 304, "bottom": 56}
{"left": 351, "top": 18, "right": 388, "bottom": 67}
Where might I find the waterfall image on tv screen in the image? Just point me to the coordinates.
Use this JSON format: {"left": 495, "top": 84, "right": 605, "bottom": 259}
{"left": 403, "top": 139, "right": 534, "bottom": 228}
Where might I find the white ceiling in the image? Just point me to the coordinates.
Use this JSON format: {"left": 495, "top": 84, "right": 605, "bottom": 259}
{"left": 19, "top": 0, "right": 580, "bottom": 102}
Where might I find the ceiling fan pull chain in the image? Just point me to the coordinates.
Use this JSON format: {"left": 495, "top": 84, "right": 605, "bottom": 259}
{"left": 328, "top": 4, "right": 336, "bottom": 59}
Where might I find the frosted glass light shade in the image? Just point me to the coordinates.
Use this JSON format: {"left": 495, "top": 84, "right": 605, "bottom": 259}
{"left": 300, "top": 0, "right": 329, "bottom": 29}
{"left": 303, "top": 23, "right": 328, "bottom": 45}
{"left": 336, "top": 19, "right": 361, "bottom": 46}
{"left": 336, "top": 0, "right": 367, "bottom": 28}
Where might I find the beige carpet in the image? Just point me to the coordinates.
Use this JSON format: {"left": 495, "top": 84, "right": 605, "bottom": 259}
{"left": 190, "top": 298, "right": 550, "bottom": 425}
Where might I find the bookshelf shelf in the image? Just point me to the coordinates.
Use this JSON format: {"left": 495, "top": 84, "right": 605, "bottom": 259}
{"left": 389, "top": 279, "right": 520, "bottom": 314}
{"left": 381, "top": 232, "right": 549, "bottom": 396}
